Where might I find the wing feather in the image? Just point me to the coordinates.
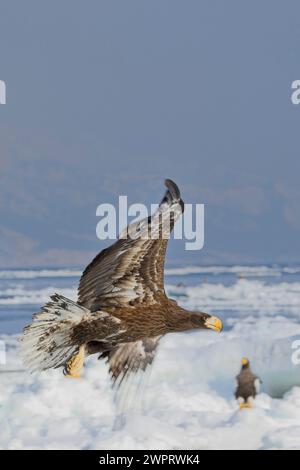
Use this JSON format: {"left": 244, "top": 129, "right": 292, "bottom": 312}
{"left": 100, "top": 336, "right": 161, "bottom": 387}
{"left": 78, "top": 179, "right": 184, "bottom": 311}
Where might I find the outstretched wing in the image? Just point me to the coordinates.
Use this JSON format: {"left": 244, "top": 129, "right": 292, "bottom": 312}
{"left": 78, "top": 179, "right": 184, "bottom": 311}
{"left": 99, "top": 336, "right": 161, "bottom": 386}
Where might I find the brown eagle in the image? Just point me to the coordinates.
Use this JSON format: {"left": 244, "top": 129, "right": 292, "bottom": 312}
{"left": 235, "top": 358, "right": 261, "bottom": 409}
{"left": 21, "top": 180, "right": 222, "bottom": 387}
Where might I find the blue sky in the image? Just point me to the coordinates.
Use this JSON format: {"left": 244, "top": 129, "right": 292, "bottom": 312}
{"left": 0, "top": 1, "right": 299, "bottom": 267}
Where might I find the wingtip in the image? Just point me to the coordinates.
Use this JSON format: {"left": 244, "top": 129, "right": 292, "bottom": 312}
{"left": 164, "top": 179, "right": 181, "bottom": 199}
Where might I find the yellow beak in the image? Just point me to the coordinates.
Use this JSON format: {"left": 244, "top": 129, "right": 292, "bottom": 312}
{"left": 205, "top": 316, "right": 223, "bottom": 332}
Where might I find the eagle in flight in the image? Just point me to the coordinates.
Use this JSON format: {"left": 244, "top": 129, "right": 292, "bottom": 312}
{"left": 21, "top": 180, "right": 222, "bottom": 388}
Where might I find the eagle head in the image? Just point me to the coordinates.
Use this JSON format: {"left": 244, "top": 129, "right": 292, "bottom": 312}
{"left": 191, "top": 312, "right": 223, "bottom": 332}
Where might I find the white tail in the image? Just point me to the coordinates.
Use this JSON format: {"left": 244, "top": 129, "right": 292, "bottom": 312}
{"left": 20, "top": 294, "right": 90, "bottom": 372}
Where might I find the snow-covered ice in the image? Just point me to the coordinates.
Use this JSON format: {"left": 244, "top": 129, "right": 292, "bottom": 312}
{"left": 1, "top": 318, "right": 300, "bottom": 450}
{"left": 0, "top": 266, "right": 300, "bottom": 449}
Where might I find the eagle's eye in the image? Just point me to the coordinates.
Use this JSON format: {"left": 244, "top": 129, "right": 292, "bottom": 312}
{"left": 191, "top": 313, "right": 209, "bottom": 327}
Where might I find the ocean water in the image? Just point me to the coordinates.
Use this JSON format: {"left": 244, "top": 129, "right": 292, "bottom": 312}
{"left": 1, "top": 265, "right": 300, "bottom": 449}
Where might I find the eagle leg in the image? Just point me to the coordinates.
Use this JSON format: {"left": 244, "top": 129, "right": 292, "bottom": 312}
{"left": 239, "top": 401, "right": 253, "bottom": 409}
{"left": 63, "top": 344, "right": 86, "bottom": 378}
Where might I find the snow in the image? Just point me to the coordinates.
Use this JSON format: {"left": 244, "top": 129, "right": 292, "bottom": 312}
{"left": 1, "top": 318, "right": 300, "bottom": 450}
{"left": 165, "top": 265, "right": 300, "bottom": 277}
{"left": 167, "top": 279, "right": 300, "bottom": 314}
{"left": 0, "top": 269, "right": 82, "bottom": 280}
{"left": 0, "top": 269, "right": 300, "bottom": 450}
{"left": 0, "top": 286, "right": 76, "bottom": 305}
{"left": 1, "top": 265, "right": 300, "bottom": 280}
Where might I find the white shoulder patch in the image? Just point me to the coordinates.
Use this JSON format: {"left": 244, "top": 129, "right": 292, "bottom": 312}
{"left": 254, "top": 378, "right": 261, "bottom": 393}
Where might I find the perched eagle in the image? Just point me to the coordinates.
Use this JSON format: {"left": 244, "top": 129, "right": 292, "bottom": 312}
{"left": 235, "top": 358, "right": 261, "bottom": 409}
{"left": 21, "top": 180, "right": 222, "bottom": 389}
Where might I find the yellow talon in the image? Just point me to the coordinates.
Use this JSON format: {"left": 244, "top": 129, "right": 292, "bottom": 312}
{"left": 64, "top": 345, "right": 85, "bottom": 378}
{"left": 239, "top": 402, "right": 253, "bottom": 409}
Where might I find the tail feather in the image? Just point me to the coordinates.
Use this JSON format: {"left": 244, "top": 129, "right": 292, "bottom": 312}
{"left": 20, "top": 294, "right": 90, "bottom": 372}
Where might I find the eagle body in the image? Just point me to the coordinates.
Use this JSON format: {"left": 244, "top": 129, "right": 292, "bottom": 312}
{"left": 235, "top": 369, "right": 258, "bottom": 401}
{"left": 21, "top": 180, "right": 222, "bottom": 387}
{"left": 235, "top": 358, "right": 261, "bottom": 408}
{"left": 72, "top": 301, "right": 206, "bottom": 350}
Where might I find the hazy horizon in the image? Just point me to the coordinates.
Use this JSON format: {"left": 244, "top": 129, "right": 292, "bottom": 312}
{"left": 1, "top": 1, "right": 300, "bottom": 268}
